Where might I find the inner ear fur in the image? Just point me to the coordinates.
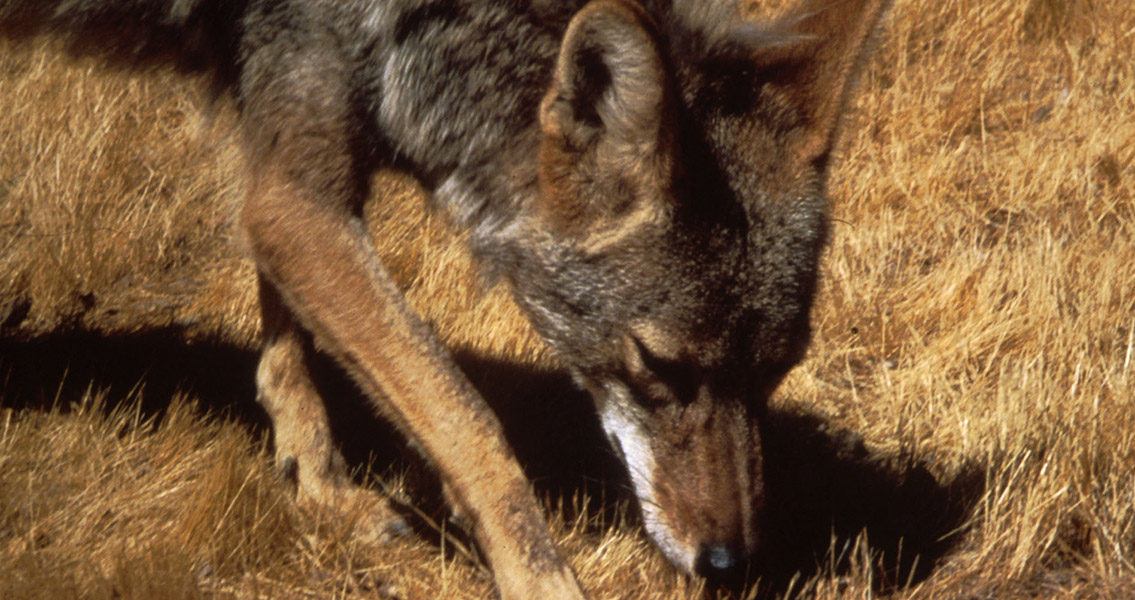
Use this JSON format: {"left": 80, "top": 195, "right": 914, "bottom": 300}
{"left": 537, "top": 0, "right": 675, "bottom": 232}
{"left": 750, "top": 0, "right": 892, "bottom": 166}
{"left": 540, "top": 0, "right": 669, "bottom": 154}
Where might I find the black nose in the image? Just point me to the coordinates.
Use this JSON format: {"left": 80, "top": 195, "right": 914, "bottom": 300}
{"left": 694, "top": 543, "right": 748, "bottom": 588}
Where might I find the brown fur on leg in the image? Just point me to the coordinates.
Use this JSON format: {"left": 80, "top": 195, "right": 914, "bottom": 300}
{"left": 243, "top": 171, "right": 584, "bottom": 599}
{"left": 234, "top": 30, "right": 583, "bottom": 590}
{"left": 256, "top": 273, "right": 408, "bottom": 543}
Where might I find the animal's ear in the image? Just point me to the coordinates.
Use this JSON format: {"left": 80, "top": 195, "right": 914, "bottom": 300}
{"left": 538, "top": 0, "right": 673, "bottom": 229}
{"left": 751, "top": 0, "right": 891, "bottom": 167}
{"left": 541, "top": 0, "right": 668, "bottom": 156}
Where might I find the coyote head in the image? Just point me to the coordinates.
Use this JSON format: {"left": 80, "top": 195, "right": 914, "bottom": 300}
{"left": 502, "top": 0, "right": 888, "bottom": 586}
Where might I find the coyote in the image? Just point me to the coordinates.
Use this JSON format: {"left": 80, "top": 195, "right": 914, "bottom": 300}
{"left": 1, "top": 0, "right": 888, "bottom": 597}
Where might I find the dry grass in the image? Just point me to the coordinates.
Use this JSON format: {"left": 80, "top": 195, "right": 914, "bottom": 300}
{"left": 2, "top": 0, "right": 1134, "bottom": 597}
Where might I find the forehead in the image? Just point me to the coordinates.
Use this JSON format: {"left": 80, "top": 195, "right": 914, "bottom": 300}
{"left": 613, "top": 209, "right": 819, "bottom": 354}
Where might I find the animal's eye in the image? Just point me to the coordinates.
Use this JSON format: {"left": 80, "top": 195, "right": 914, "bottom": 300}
{"left": 631, "top": 336, "right": 699, "bottom": 403}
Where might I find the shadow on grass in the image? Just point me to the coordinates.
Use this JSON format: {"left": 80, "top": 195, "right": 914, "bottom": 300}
{"left": 0, "top": 332, "right": 982, "bottom": 596}
{"left": 757, "top": 411, "right": 984, "bottom": 595}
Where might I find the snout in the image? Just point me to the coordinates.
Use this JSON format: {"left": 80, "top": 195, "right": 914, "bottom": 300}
{"left": 592, "top": 377, "right": 767, "bottom": 586}
{"left": 636, "top": 400, "right": 765, "bottom": 583}
{"left": 646, "top": 445, "right": 763, "bottom": 583}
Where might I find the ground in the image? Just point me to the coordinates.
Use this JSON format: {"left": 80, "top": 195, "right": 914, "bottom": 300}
{"left": 2, "top": 0, "right": 1134, "bottom": 598}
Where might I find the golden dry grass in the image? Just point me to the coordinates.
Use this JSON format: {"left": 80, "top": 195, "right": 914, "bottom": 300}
{"left": 2, "top": 0, "right": 1134, "bottom": 597}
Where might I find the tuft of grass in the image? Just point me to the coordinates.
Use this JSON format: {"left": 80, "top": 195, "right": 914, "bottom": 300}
{"left": 0, "top": 392, "right": 294, "bottom": 599}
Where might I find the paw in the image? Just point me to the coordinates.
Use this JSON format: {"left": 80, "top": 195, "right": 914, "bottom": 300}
{"left": 299, "top": 483, "right": 410, "bottom": 544}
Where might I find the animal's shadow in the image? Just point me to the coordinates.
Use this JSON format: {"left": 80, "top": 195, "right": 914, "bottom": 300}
{"left": 758, "top": 411, "right": 982, "bottom": 594}
{"left": 0, "top": 332, "right": 982, "bottom": 595}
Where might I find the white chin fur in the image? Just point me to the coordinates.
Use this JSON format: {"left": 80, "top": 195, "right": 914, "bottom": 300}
{"left": 595, "top": 380, "right": 696, "bottom": 574}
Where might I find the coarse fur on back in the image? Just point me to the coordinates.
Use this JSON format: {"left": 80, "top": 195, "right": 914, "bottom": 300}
{"left": 0, "top": 0, "right": 890, "bottom": 597}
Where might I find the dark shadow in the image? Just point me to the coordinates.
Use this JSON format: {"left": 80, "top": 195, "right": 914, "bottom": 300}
{"left": 755, "top": 411, "right": 984, "bottom": 596}
{"left": 0, "top": 332, "right": 266, "bottom": 429}
{"left": 0, "top": 332, "right": 983, "bottom": 596}
{"left": 451, "top": 348, "right": 629, "bottom": 522}
{"left": 0, "top": 332, "right": 624, "bottom": 528}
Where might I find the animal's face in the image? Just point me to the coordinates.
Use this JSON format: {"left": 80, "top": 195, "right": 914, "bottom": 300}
{"left": 509, "top": 150, "right": 821, "bottom": 582}
{"left": 513, "top": 229, "right": 815, "bottom": 572}
{"left": 506, "top": 0, "right": 887, "bottom": 586}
